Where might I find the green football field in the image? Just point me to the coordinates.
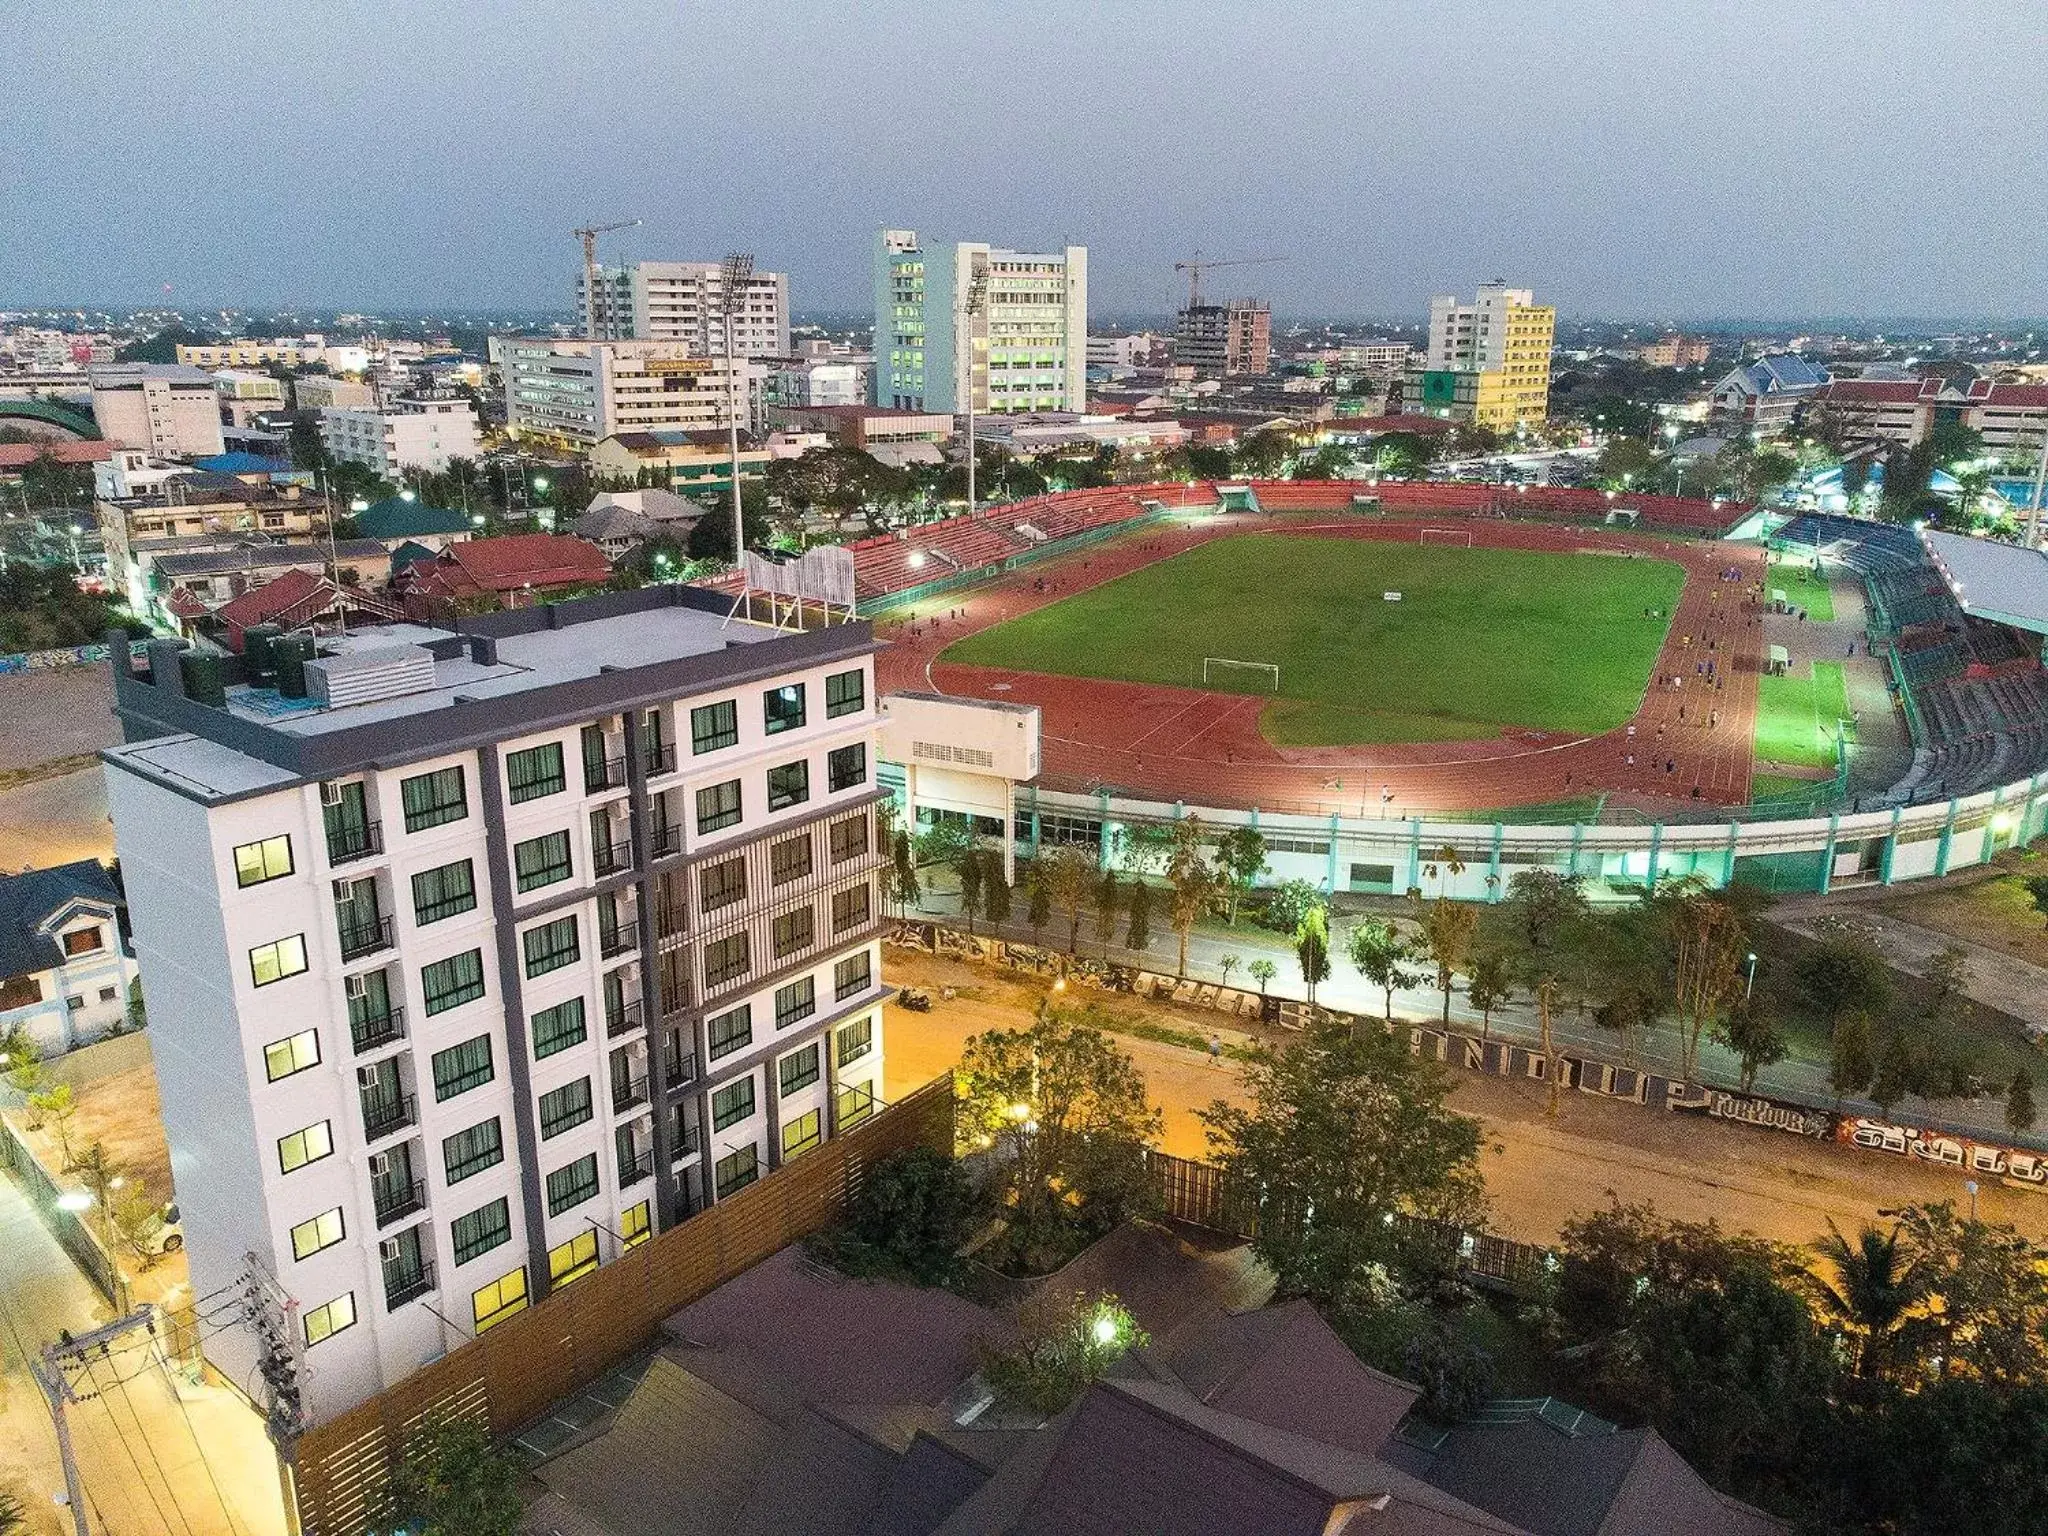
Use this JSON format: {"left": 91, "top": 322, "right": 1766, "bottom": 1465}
{"left": 1755, "top": 659, "right": 1848, "bottom": 769}
{"left": 943, "top": 534, "right": 1686, "bottom": 746}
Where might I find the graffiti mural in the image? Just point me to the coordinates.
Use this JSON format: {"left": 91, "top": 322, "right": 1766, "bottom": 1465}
{"left": 1838, "top": 1117, "right": 2048, "bottom": 1186}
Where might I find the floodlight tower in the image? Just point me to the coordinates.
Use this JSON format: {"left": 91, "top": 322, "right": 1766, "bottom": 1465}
{"left": 720, "top": 252, "right": 755, "bottom": 561}
{"left": 964, "top": 261, "right": 989, "bottom": 519}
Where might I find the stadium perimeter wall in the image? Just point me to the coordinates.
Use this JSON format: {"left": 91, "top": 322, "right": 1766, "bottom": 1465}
{"left": 1004, "top": 773, "right": 2048, "bottom": 900}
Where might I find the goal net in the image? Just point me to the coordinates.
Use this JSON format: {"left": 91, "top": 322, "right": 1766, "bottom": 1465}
{"left": 1203, "top": 657, "right": 1281, "bottom": 693}
{"left": 1419, "top": 527, "right": 1474, "bottom": 547}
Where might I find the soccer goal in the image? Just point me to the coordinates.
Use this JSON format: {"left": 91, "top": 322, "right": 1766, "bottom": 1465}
{"left": 1418, "top": 527, "right": 1474, "bottom": 547}
{"left": 1203, "top": 657, "right": 1281, "bottom": 693}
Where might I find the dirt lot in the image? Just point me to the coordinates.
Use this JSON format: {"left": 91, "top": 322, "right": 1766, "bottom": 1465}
{"left": 1877, "top": 867, "right": 2048, "bottom": 970}
{"left": 0, "top": 664, "right": 119, "bottom": 774}
{"left": 881, "top": 947, "right": 2048, "bottom": 1250}
{"left": 9, "top": 1062, "right": 188, "bottom": 1308}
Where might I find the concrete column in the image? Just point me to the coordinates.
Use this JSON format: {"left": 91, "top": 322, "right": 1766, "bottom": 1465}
{"left": 1487, "top": 823, "right": 1504, "bottom": 901}
{"left": 1326, "top": 812, "right": 1340, "bottom": 894}
{"left": 1817, "top": 814, "right": 1839, "bottom": 895}
{"left": 1645, "top": 822, "right": 1664, "bottom": 894}
{"left": 1879, "top": 807, "right": 1902, "bottom": 885}
{"left": 1935, "top": 799, "right": 1959, "bottom": 876}
{"left": 621, "top": 709, "right": 677, "bottom": 1230}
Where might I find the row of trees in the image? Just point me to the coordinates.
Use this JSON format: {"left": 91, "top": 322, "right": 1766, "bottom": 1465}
{"left": 0, "top": 563, "right": 131, "bottom": 652}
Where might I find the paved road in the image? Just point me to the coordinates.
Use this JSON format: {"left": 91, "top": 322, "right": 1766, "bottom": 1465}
{"left": 0, "top": 1168, "right": 285, "bottom": 1536}
{"left": 879, "top": 947, "right": 2048, "bottom": 1249}
{"left": 0, "top": 769, "right": 114, "bottom": 873}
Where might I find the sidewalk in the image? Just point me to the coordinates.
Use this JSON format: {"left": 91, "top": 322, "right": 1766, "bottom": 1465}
{"left": 907, "top": 889, "right": 2047, "bottom": 1150}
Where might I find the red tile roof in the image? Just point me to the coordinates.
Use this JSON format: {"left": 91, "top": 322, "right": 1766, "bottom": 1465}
{"left": 400, "top": 532, "right": 612, "bottom": 599}
{"left": 1821, "top": 379, "right": 1925, "bottom": 404}
{"left": 0, "top": 440, "right": 117, "bottom": 469}
{"left": 214, "top": 568, "right": 404, "bottom": 642}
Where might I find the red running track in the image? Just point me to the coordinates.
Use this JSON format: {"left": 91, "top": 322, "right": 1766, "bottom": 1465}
{"left": 873, "top": 515, "right": 1766, "bottom": 817}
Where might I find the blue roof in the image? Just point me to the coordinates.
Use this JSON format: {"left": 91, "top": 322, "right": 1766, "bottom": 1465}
{"left": 194, "top": 452, "right": 291, "bottom": 475}
{"left": 1744, "top": 354, "right": 1829, "bottom": 394}
{"left": 0, "top": 860, "right": 121, "bottom": 982}
{"left": 354, "top": 496, "right": 471, "bottom": 539}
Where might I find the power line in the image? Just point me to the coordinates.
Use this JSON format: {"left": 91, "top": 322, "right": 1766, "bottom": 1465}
{"left": 59, "top": 1339, "right": 191, "bottom": 1536}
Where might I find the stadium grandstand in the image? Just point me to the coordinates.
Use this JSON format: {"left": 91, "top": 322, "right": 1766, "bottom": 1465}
{"left": 1771, "top": 514, "right": 2048, "bottom": 804}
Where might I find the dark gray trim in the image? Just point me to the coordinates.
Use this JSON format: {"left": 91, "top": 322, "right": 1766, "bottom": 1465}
{"left": 622, "top": 708, "right": 678, "bottom": 1230}
{"left": 474, "top": 748, "right": 557, "bottom": 1305}
{"left": 684, "top": 915, "right": 882, "bottom": 1042}
{"left": 666, "top": 786, "right": 886, "bottom": 872}
{"left": 696, "top": 979, "right": 893, "bottom": 1100}
{"left": 108, "top": 585, "right": 878, "bottom": 795}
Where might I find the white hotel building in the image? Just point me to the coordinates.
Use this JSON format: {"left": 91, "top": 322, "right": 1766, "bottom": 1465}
{"left": 319, "top": 393, "right": 482, "bottom": 477}
{"left": 102, "top": 590, "right": 887, "bottom": 1423}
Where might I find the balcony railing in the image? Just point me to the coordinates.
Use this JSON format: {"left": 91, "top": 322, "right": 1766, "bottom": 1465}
{"left": 372, "top": 1178, "right": 427, "bottom": 1228}
{"left": 607, "top": 998, "right": 645, "bottom": 1038}
{"left": 361, "top": 1091, "right": 416, "bottom": 1142}
{"left": 611, "top": 1072, "right": 650, "bottom": 1114}
{"left": 593, "top": 840, "right": 634, "bottom": 879}
{"left": 643, "top": 743, "right": 677, "bottom": 778}
{"left": 383, "top": 1258, "right": 435, "bottom": 1311}
{"left": 350, "top": 1005, "right": 406, "bottom": 1054}
{"left": 338, "top": 914, "right": 395, "bottom": 962}
{"left": 619, "top": 1150, "right": 652, "bottom": 1186}
{"left": 584, "top": 755, "right": 627, "bottom": 794}
{"left": 673, "top": 1121, "right": 702, "bottom": 1158}
{"left": 327, "top": 819, "right": 383, "bottom": 866}
{"left": 664, "top": 1048, "right": 698, "bottom": 1089}
{"left": 649, "top": 824, "right": 682, "bottom": 860}
{"left": 599, "top": 922, "right": 636, "bottom": 959}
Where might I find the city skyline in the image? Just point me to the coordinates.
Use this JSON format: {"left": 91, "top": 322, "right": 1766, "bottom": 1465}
{"left": 7, "top": 0, "right": 2048, "bottom": 320}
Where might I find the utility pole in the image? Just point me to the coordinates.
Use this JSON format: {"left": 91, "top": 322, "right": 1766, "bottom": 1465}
{"left": 573, "top": 220, "right": 641, "bottom": 341}
{"left": 720, "top": 253, "right": 755, "bottom": 564}
{"left": 31, "top": 1353, "right": 89, "bottom": 1536}
{"left": 963, "top": 261, "right": 988, "bottom": 520}
{"left": 2026, "top": 424, "right": 2048, "bottom": 550}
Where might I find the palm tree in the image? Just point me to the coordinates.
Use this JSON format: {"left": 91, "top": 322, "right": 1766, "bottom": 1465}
{"left": 1808, "top": 1220, "right": 1921, "bottom": 1379}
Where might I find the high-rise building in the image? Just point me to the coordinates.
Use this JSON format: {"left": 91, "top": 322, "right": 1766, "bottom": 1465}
{"left": 576, "top": 261, "right": 790, "bottom": 359}
{"left": 1409, "top": 283, "right": 1554, "bottom": 432}
{"left": 320, "top": 394, "right": 482, "bottom": 476}
{"left": 102, "top": 588, "right": 889, "bottom": 1423}
{"left": 500, "top": 338, "right": 751, "bottom": 451}
{"left": 88, "top": 363, "right": 227, "bottom": 457}
{"left": 1174, "top": 299, "right": 1270, "bottom": 378}
{"left": 872, "top": 230, "right": 1087, "bottom": 415}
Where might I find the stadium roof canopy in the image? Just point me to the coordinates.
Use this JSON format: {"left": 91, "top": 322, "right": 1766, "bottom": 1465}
{"left": 1921, "top": 528, "right": 2048, "bottom": 636}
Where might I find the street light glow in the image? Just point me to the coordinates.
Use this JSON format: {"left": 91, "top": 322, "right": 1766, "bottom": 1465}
{"left": 56, "top": 1191, "right": 92, "bottom": 1212}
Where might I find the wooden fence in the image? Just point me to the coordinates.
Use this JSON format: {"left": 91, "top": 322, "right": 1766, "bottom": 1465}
{"left": 291, "top": 1075, "right": 955, "bottom": 1536}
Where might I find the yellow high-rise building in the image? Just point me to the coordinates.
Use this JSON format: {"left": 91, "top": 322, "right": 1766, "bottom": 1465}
{"left": 1412, "top": 283, "right": 1554, "bottom": 433}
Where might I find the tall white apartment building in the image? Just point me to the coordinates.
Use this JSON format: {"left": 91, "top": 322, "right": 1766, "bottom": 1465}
{"left": 500, "top": 338, "right": 750, "bottom": 451}
{"left": 577, "top": 261, "right": 791, "bottom": 358}
{"left": 88, "top": 363, "right": 227, "bottom": 457}
{"left": 872, "top": 230, "right": 1087, "bottom": 415}
{"left": 320, "top": 394, "right": 482, "bottom": 476}
{"left": 102, "top": 589, "right": 889, "bottom": 1423}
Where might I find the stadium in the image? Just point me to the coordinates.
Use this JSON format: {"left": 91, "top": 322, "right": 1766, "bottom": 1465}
{"left": 855, "top": 481, "right": 2048, "bottom": 901}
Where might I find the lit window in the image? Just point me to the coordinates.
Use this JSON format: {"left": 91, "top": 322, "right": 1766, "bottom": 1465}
{"left": 621, "top": 1201, "right": 651, "bottom": 1249}
{"left": 302, "top": 1293, "right": 356, "bottom": 1346}
{"left": 781, "top": 1109, "right": 822, "bottom": 1159}
{"left": 277, "top": 1121, "right": 333, "bottom": 1174}
{"left": 547, "top": 1229, "right": 599, "bottom": 1287}
{"left": 263, "top": 1029, "right": 321, "bottom": 1082}
{"left": 249, "top": 934, "right": 308, "bottom": 988}
{"left": 471, "top": 1267, "right": 527, "bottom": 1332}
{"left": 290, "top": 1207, "right": 346, "bottom": 1261}
{"left": 714, "top": 1143, "right": 759, "bottom": 1197}
{"left": 233, "top": 835, "right": 294, "bottom": 888}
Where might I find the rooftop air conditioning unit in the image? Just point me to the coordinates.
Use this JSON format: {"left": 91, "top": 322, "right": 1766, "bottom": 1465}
{"left": 344, "top": 974, "right": 367, "bottom": 1000}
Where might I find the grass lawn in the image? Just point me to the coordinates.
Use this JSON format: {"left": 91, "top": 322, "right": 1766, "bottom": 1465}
{"left": 1877, "top": 861, "right": 2048, "bottom": 970}
{"left": 1751, "top": 772, "right": 1824, "bottom": 799}
{"left": 944, "top": 534, "right": 1685, "bottom": 746}
{"left": 1755, "top": 659, "right": 1847, "bottom": 769}
{"left": 1768, "top": 553, "right": 1835, "bottom": 622}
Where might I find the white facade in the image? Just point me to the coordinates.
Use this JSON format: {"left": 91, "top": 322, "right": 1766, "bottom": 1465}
{"left": 874, "top": 230, "right": 1087, "bottom": 416}
{"left": 0, "top": 873, "right": 138, "bottom": 1055}
{"left": 1426, "top": 284, "right": 1534, "bottom": 372}
{"left": 500, "top": 338, "right": 749, "bottom": 449}
{"left": 103, "top": 597, "right": 887, "bottom": 1425}
{"left": 320, "top": 396, "right": 482, "bottom": 476}
{"left": 88, "top": 364, "right": 226, "bottom": 457}
{"left": 578, "top": 261, "right": 791, "bottom": 359}
{"left": 767, "top": 358, "right": 864, "bottom": 409}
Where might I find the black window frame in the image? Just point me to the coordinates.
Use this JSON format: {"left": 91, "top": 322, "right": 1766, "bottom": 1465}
{"left": 411, "top": 858, "right": 478, "bottom": 926}
{"left": 824, "top": 668, "right": 865, "bottom": 719}
{"left": 432, "top": 1033, "right": 495, "bottom": 1101}
{"left": 513, "top": 829, "right": 573, "bottom": 893}
{"left": 531, "top": 996, "right": 588, "bottom": 1059}
{"left": 836, "top": 1015, "right": 874, "bottom": 1067}
{"left": 767, "top": 760, "right": 810, "bottom": 812}
{"left": 451, "top": 1196, "right": 511, "bottom": 1266}
{"left": 832, "top": 882, "right": 871, "bottom": 934}
{"left": 421, "top": 949, "right": 487, "bottom": 1015}
{"left": 696, "top": 778, "right": 742, "bottom": 834}
{"left": 712, "top": 1075, "right": 756, "bottom": 1131}
{"left": 834, "top": 950, "right": 872, "bottom": 1000}
{"left": 522, "top": 915, "right": 581, "bottom": 979}
{"left": 233, "top": 834, "right": 294, "bottom": 888}
{"left": 715, "top": 1143, "right": 760, "bottom": 1197}
{"left": 703, "top": 932, "right": 750, "bottom": 989}
{"left": 545, "top": 1153, "right": 600, "bottom": 1216}
{"left": 828, "top": 814, "right": 869, "bottom": 864}
{"left": 400, "top": 766, "right": 468, "bottom": 833}
{"left": 443, "top": 1118, "right": 505, "bottom": 1184}
{"left": 771, "top": 905, "right": 814, "bottom": 959}
{"left": 707, "top": 1003, "right": 753, "bottom": 1061}
{"left": 699, "top": 855, "right": 746, "bottom": 913}
{"left": 779, "top": 1043, "right": 821, "bottom": 1096}
{"left": 505, "top": 741, "right": 567, "bottom": 804}
{"left": 690, "top": 699, "right": 739, "bottom": 755}
{"left": 769, "top": 834, "right": 813, "bottom": 886}
{"left": 827, "top": 742, "right": 867, "bottom": 793}
{"left": 763, "top": 683, "right": 806, "bottom": 735}
{"left": 774, "top": 975, "right": 816, "bottom": 1029}
{"left": 538, "top": 1076, "right": 594, "bottom": 1139}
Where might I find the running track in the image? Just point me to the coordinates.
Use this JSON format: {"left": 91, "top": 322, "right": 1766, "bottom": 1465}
{"left": 873, "top": 514, "right": 1765, "bottom": 817}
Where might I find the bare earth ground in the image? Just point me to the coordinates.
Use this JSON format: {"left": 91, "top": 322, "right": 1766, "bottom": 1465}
{"left": 880, "top": 949, "right": 2048, "bottom": 1249}
{"left": 0, "top": 665, "right": 120, "bottom": 773}
{"left": 0, "top": 663, "right": 120, "bottom": 871}
{"left": 1875, "top": 867, "right": 2048, "bottom": 971}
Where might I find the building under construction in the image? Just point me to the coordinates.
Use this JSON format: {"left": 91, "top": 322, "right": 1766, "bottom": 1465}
{"left": 1175, "top": 298, "right": 1271, "bottom": 378}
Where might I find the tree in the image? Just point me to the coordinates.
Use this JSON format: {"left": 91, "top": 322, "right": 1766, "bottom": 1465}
{"left": 1348, "top": 917, "right": 1416, "bottom": 1020}
{"left": 1093, "top": 868, "right": 1120, "bottom": 952}
{"left": 30, "top": 1082, "right": 76, "bottom": 1165}
{"left": 1797, "top": 931, "right": 1894, "bottom": 1032}
{"left": 2024, "top": 875, "right": 2048, "bottom": 931}
{"left": 0, "top": 566, "right": 125, "bottom": 654}
{"left": 1894, "top": 1201, "right": 2048, "bottom": 1387}
{"left": 1925, "top": 943, "right": 1972, "bottom": 1025}
{"left": 1871, "top": 1028, "right": 1915, "bottom": 1117}
{"left": 684, "top": 498, "right": 771, "bottom": 562}
{"left": 1464, "top": 949, "right": 1513, "bottom": 1043}
{"left": 1414, "top": 896, "right": 1478, "bottom": 1025}
{"left": 1263, "top": 878, "right": 1324, "bottom": 933}
{"left": 889, "top": 828, "right": 921, "bottom": 915}
{"left": 957, "top": 1009, "right": 1162, "bottom": 1266}
{"left": 832, "top": 1146, "right": 980, "bottom": 1282}
{"left": 1026, "top": 866, "right": 1053, "bottom": 945}
{"left": 1201, "top": 1019, "right": 1485, "bottom": 1307}
{"left": 1808, "top": 1220, "right": 1922, "bottom": 1379}
{"left": 1846, "top": 1378, "right": 2048, "bottom": 1536}
{"left": 71, "top": 1142, "right": 120, "bottom": 1231}
{"left": 110, "top": 1182, "right": 169, "bottom": 1267}
{"left": 981, "top": 851, "right": 1012, "bottom": 930}
{"left": 1234, "top": 430, "right": 1294, "bottom": 478}
{"left": 0, "top": 1487, "right": 22, "bottom": 1536}
{"left": 1219, "top": 954, "right": 1240, "bottom": 989}
{"left": 1038, "top": 846, "right": 1096, "bottom": 954}
{"left": 1595, "top": 435, "right": 1663, "bottom": 490}
{"left": 1831, "top": 1011, "right": 1876, "bottom": 1106}
{"left": 1212, "top": 827, "right": 1269, "bottom": 926}
{"left": 1371, "top": 432, "right": 1434, "bottom": 478}
{"left": 1711, "top": 995, "right": 1786, "bottom": 1092}
{"left": 1295, "top": 906, "right": 1331, "bottom": 1005}
{"left": 0, "top": 1025, "right": 43, "bottom": 1096}
{"left": 2008, "top": 1069, "right": 2037, "bottom": 1134}
{"left": 1248, "top": 958, "right": 1276, "bottom": 996}
{"left": 1124, "top": 879, "right": 1152, "bottom": 953}
{"left": 979, "top": 1289, "right": 1146, "bottom": 1416}
{"left": 1165, "top": 816, "right": 1217, "bottom": 978}
{"left": 387, "top": 1411, "right": 523, "bottom": 1536}
{"left": 1659, "top": 883, "right": 1748, "bottom": 1082}
{"left": 958, "top": 842, "right": 985, "bottom": 935}
{"left": 1503, "top": 870, "right": 1592, "bottom": 1115}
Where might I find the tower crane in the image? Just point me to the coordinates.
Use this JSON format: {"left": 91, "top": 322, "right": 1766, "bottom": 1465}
{"left": 574, "top": 219, "right": 641, "bottom": 338}
{"left": 1173, "top": 253, "right": 1286, "bottom": 310}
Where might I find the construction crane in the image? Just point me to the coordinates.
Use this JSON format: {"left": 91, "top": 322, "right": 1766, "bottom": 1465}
{"left": 1174, "top": 253, "right": 1286, "bottom": 311}
{"left": 575, "top": 219, "right": 641, "bottom": 338}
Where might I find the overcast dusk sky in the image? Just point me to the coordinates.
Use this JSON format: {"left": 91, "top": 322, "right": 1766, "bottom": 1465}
{"left": 5, "top": 0, "right": 2046, "bottom": 320}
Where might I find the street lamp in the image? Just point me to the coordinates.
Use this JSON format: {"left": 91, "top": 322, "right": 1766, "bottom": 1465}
{"left": 963, "top": 260, "right": 989, "bottom": 520}
{"left": 1744, "top": 951, "right": 1758, "bottom": 1000}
